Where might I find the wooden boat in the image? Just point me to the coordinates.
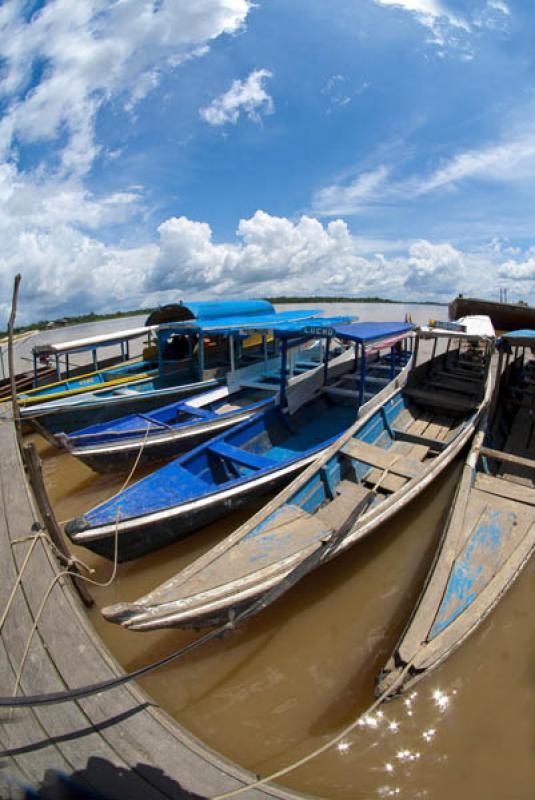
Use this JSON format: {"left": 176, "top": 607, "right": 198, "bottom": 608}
{"left": 58, "top": 335, "right": 351, "bottom": 473}
{"left": 17, "top": 357, "right": 158, "bottom": 406}
{"left": 20, "top": 306, "right": 320, "bottom": 442}
{"left": 65, "top": 322, "right": 415, "bottom": 562}
{"left": 449, "top": 295, "right": 535, "bottom": 333}
{"left": 375, "top": 329, "right": 535, "bottom": 698}
{"left": 101, "top": 320, "right": 493, "bottom": 630}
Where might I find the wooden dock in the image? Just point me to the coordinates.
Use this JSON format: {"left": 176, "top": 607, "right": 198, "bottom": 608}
{"left": 0, "top": 403, "right": 310, "bottom": 800}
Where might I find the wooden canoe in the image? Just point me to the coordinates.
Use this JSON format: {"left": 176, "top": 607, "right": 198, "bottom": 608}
{"left": 376, "top": 344, "right": 535, "bottom": 698}
{"left": 102, "top": 332, "right": 494, "bottom": 630}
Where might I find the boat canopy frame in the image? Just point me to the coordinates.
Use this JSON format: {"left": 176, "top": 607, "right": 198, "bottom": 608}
{"left": 31, "top": 325, "right": 157, "bottom": 386}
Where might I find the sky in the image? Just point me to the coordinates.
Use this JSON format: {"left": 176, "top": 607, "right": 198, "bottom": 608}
{"left": 1, "top": 0, "right": 535, "bottom": 324}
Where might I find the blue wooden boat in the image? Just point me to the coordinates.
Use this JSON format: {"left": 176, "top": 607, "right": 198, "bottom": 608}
{"left": 375, "top": 329, "right": 535, "bottom": 698}
{"left": 59, "top": 329, "right": 352, "bottom": 473}
{"left": 20, "top": 303, "right": 321, "bottom": 442}
{"left": 65, "top": 322, "right": 415, "bottom": 561}
{"left": 100, "top": 320, "right": 494, "bottom": 630}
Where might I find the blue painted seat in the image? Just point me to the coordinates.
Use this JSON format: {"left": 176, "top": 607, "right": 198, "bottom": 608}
{"left": 208, "top": 441, "right": 276, "bottom": 469}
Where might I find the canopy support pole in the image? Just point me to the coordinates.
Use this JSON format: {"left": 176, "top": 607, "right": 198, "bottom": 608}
{"left": 33, "top": 352, "right": 38, "bottom": 387}
{"left": 323, "top": 337, "right": 331, "bottom": 385}
{"left": 262, "top": 335, "right": 268, "bottom": 370}
{"left": 198, "top": 336, "right": 205, "bottom": 379}
{"left": 279, "top": 338, "right": 288, "bottom": 408}
{"left": 55, "top": 354, "right": 61, "bottom": 382}
{"left": 229, "top": 335, "right": 236, "bottom": 373}
{"left": 358, "top": 343, "right": 366, "bottom": 409}
{"left": 390, "top": 346, "right": 395, "bottom": 380}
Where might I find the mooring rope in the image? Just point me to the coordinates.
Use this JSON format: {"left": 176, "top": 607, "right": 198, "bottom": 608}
{"left": 209, "top": 661, "right": 414, "bottom": 800}
{"left": 10, "top": 514, "right": 121, "bottom": 699}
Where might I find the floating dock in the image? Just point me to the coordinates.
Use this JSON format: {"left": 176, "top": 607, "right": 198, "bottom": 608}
{"left": 0, "top": 403, "right": 309, "bottom": 800}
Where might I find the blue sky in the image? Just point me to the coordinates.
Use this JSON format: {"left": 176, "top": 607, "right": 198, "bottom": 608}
{"left": 1, "top": 0, "right": 535, "bottom": 324}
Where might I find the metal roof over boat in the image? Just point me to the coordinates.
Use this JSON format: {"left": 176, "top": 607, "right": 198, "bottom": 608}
{"left": 331, "top": 321, "right": 414, "bottom": 343}
{"left": 419, "top": 314, "right": 495, "bottom": 341}
{"left": 156, "top": 307, "right": 322, "bottom": 336}
{"left": 499, "top": 329, "right": 535, "bottom": 345}
{"left": 32, "top": 325, "right": 157, "bottom": 357}
{"left": 145, "top": 299, "right": 276, "bottom": 326}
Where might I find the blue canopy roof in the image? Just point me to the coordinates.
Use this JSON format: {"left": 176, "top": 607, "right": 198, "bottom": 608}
{"left": 157, "top": 308, "right": 321, "bottom": 337}
{"left": 501, "top": 329, "right": 535, "bottom": 341}
{"left": 334, "top": 321, "right": 414, "bottom": 343}
{"left": 146, "top": 299, "right": 275, "bottom": 326}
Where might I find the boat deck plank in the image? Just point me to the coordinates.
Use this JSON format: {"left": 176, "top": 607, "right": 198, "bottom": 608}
{"left": 0, "top": 404, "right": 307, "bottom": 800}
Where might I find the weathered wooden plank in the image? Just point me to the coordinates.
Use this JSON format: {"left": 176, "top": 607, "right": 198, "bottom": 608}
{"left": 341, "top": 439, "right": 423, "bottom": 479}
{"left": 480, "top": 446, "right": 535, "bottom": 471}
{"left": 403, "top": 387, "right": 476, "bottom": 412}
{"left": 474, "top": 472, "right": 535, "bottom": 506}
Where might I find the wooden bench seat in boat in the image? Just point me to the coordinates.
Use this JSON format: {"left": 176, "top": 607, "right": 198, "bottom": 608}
{"left": 474, "top": 472, "right": 535, "bottom": 506}
{"left": 208, "top": 441, "right": 276, "bottom": 469}
{"left": 323, "top": 386, "right": 360, "bottom": 399}
{"left": 391, "top": 428, "right": 448, "bottom": 451}
{"left": 180, "top": 404, "right": 213, "bottom": 418}
{"left": 240, "top": 379, "right": 282, "bottom": 391}
{"left": 427, "top": 379, "right": 480, "bottom": 396}
{"left": 340, "top": 439, "right": 423, "bottom": 480}
{"left": 403, "top": 387, "right": 478, "bottom": 412}
{"left": 434, "top": 368, "right": 482, "bottom": 383}
{"left": 479, "top": 447, "right": 535, "bottom": 473}
{"left": 316, "top": 480, "right": 373, "bottom": 530}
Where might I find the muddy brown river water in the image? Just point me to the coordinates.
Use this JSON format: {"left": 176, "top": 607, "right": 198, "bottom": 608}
{"left": 26, "top": 303, "right": 535, "bottom": 799}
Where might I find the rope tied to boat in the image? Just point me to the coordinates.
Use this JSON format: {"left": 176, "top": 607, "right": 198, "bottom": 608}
{"left": 209, "top": 660, "right": 416, "bottom": 800}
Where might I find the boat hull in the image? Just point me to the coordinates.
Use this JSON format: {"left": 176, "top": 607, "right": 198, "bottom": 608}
{"left": 68, "top": 458, "right": 309, "bottom": 561}
{"left": 376, "top": 353, "right": 535, "bottom": 698}
{"left": 23, "top": 375, "right": 220, "bottom": 441}
{"left": 449, "top": 296, "right": 535, "bottom": 332}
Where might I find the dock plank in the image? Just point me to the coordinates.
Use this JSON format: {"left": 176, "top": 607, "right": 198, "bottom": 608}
{"left": 0, "top": 405, "right": 307, "bottom": 800}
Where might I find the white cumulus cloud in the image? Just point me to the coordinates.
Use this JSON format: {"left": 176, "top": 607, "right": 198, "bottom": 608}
{"left": 200, "top": 69, "right": 274, "bottom": 126}
{"left": 0, "top": 0, "right": 252, "bottom": 176}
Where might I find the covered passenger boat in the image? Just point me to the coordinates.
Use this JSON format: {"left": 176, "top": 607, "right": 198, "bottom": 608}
{"left": 66, "top": 321, "right": 415, "bottom": 562}
{"left": 376, "top": 329, "right": 535, "bottom": 698}
{"left": 20, "top": 301, "right": 320, "bottom": 442}
{"left": 101, "top": 318, "right": 494, "bottom": 629}
{"left": 59, "top": 316, "right": 354, "bottom": 473}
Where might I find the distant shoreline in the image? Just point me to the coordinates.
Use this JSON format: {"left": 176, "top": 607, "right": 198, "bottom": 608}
{"left": 267, "top": 296, "right": 447, "bottom": 306}
{"left": 2, "top": 297, "right": 446, "bottom": 337}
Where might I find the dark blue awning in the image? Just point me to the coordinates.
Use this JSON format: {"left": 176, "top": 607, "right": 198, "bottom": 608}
{"left": 333, "top": 321, "right": 414, "bottom": 343}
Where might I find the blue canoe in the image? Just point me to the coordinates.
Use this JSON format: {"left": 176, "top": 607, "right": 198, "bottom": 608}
{"left": 65, "top": 325, "right": 415, "bottom": 561}
{"left": 100, "top": 323, "right": 494, "bottom": 630}
{"left": 376, "top": 330, "right": 535, "bottom": 697}
{"left": 59, "top": 338, "right": 350, "bottom": 473}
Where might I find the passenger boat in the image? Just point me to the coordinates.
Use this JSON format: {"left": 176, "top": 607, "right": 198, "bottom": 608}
{"left": 20, "top": 304, "right": 320, "bottom": 443}
{"left": 375, "top": 329, "right": 535, "bottom": 698}
{"left": 59, "top": 325, "right": 352, "bottom": 473}
{"left": 65, "top": 322, "right": 415, "bottom": 562}
{"left": 100, "top": 319, "right": 493, "bottom": 630}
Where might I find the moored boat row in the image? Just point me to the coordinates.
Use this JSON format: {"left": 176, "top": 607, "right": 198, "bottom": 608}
{"left": 20, "top": 302, "right": 533, "bottom": 705}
